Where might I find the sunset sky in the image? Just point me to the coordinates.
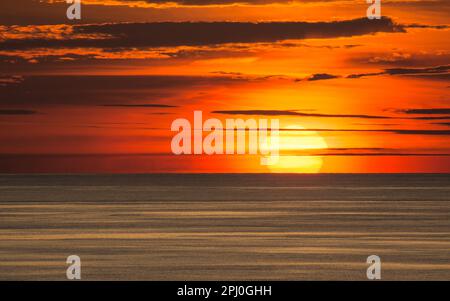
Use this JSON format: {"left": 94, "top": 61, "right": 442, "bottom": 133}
{"left": 0, "top": 0, "right": 449, "bottom": 173}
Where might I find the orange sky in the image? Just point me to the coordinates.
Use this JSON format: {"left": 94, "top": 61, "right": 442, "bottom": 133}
{"left": 0, "top": 0, "right": 449, "bottom": 173}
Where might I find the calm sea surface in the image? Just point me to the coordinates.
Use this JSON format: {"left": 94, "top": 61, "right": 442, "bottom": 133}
{"left": 0, "top": 174, "right": 449, "bottom": 280}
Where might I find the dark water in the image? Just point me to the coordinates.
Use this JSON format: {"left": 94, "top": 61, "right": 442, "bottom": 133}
{"left": 0, "top": 174, "right": 449, "bottom": 280}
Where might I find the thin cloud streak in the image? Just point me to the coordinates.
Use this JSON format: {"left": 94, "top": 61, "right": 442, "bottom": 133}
{"left": 401, "top": 108, "right": 450, "bottom": 115}
{"left": 347, "top": 65, "right": 450, "bottom": 79}
{"left": 0, "top": 109, "right": 37, "bottom": 115}
{"left": 100, "top": 104, "right": 178, "bottom": 108}
{"left": 212, "top": 127, "right": 450, "bottom": 136}
{"left": 212, "top": 110, "right": 391, "bottom": 119}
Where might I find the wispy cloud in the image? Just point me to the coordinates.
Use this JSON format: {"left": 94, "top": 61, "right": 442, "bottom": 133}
{"left": 0, "top": 109, "right": 37, "bottom": 115}
{"left": 212, "top": 110, "right": 391, "bottom": 119}
{"left": 433, "top": 122, "right": 450, "bottom": 127}
{"left": 100, "top": 104, "right": 178, "bottom": 108}
{"left": 401, "top": 108, "right": 450, "bottom": 115}
{"left": 283, "top": 128, "right": 450, "bottom": 136}
{"left": 0, "top": 75, "right": 247, "bottom": 106}
{"left": 306, "top": 73, "right": 340, "bottom": 81}
{"left": 347, "top": 65, "right": 450, "bottom": 79}
{"left": 218, "top": 127, "right": 450, "bottom": 136}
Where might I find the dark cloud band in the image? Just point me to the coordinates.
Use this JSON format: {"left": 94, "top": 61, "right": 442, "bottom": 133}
{"left": 0, "top": 17, "right": 404, "bottom": 51}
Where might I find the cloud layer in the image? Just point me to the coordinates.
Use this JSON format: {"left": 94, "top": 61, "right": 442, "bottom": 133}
{"left": 0, "top": 18, "right": 404, "bottom": 51}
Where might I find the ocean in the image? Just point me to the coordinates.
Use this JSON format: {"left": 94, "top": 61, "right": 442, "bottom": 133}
{"left": 0, "top": 174, "right": 449, "bottom": 280}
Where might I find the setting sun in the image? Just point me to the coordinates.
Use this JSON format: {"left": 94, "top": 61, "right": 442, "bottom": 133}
{"left": 264, "top": 125, "right": 328, "bottom": 173}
